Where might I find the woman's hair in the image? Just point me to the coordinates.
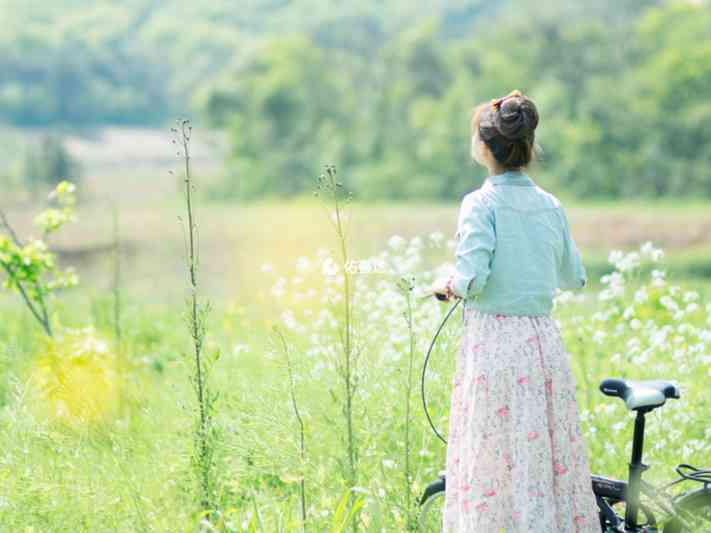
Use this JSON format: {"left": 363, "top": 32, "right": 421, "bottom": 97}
{"left": 470, "top": 89, "right": 539, "bottom": 169}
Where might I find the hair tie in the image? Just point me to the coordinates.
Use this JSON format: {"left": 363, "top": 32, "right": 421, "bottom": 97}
{"left": 490, "top": 89, "right": 523, "bottom": 112}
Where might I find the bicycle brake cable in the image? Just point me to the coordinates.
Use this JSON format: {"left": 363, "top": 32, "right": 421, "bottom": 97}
{"left": 421, "top": 297, "right": 462, "bottom": 445}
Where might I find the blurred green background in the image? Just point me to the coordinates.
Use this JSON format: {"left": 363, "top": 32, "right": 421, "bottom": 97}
{"left": 2, "top": 0, "right": 710, "bottom": 200}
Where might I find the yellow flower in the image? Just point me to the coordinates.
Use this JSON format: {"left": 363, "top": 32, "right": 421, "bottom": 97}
{"left": 29, "top": 328, "right": 123, "bottom": 426}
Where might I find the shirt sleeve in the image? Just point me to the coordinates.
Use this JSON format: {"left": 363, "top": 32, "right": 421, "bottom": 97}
{"left": 558, "top": 206, "right": 587, "bottom": 290}
{"left": 451, "top": 192, "right": 496, "bottom": 299}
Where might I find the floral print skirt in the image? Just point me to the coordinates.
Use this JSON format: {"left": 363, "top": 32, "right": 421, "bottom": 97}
{"left": 442, "top": 308, "right": 600, "bottom": 532}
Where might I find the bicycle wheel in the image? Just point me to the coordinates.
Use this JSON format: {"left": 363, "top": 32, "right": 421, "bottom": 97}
{"left": 663, "top": 489, "right": 711, "bottom": 533}
{"left": 605, "top": 498, "right": 658, "bottom": 530}
{"left": 418, "top": 488, "right": 445, "bottom": 532}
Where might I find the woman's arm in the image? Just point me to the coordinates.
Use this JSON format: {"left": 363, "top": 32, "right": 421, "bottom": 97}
{"left": 557, "top": 206, "right": 587, "bottom": 290}
{"left": 450, "top": 192, "right": 496, "bottom": 299}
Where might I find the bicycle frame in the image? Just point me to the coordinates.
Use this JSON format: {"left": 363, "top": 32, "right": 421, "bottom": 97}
{"left": 627, "top": 408, "right": 651, "bottom": 528}
{"left": 593, "top": 473, "right": 709, "bottom": 531}
{"left": 592, "top": 405, "right": 709, "bottom": 532}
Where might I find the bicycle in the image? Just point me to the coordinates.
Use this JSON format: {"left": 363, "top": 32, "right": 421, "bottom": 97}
{"left": 417, "top": 299, "right": 711, "bottom": 532}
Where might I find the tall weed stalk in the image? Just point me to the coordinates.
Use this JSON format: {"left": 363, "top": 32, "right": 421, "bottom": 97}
{"left": 314, "top": 164, "right": 362, "bottom": 530}
{"left": 111, "top": 202, "right": 122, "bottom": 353}
{"left": 272, "top": 325, "right": 308, "bottom": 532}
{"left": 397, "top": 275, "right": 417, "bottom": 529}
{"left": 171, "top": 119, "right": 219, "bottom": 515}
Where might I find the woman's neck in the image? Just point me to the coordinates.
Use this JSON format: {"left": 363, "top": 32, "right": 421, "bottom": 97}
{"left": 487, "top": 164, "right": 520, "bottom": 177}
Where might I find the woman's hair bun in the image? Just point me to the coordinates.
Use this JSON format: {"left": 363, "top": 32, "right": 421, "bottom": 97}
{"left": 472, "top": 89, "right": 539, "bottom": 168}
{"left": 492, "top": 90, "right": 539, "bottom": 141}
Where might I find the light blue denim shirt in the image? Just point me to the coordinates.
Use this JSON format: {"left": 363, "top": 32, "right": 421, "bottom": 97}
{"left": 451, "top": 170, "right": 586, "bottom": 316}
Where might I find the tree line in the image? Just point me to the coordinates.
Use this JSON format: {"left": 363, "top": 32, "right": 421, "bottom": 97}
{"left": 205, "top": 1, "right": 711, "bottom": 200}
{"left": 2, "top": 0, "right": 709, "bottom": 200}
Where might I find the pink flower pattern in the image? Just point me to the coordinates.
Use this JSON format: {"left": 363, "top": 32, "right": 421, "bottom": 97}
{"left": 443, "top": 308, "right": 600, "bottom": 532}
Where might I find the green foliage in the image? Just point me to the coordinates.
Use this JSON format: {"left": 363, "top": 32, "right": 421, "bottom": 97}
{"left": 208, "top": 38, "right": 354, "bottom": 200}
{"left": 207, "top": 1, "right": 711, "bottom": 201}
{"left": 0, "top": 180, "right": 79, "bottom": 337}
{"left": 0, "top": 1, "right": 170, "bottom": 125}
{"left": 330, "top": 489, "right": 366, "bottom": 533}
{"left": 0, "top": 0, "right": 488, "bottom": 127}
{"left": 1, "top": 0, "right": 710, "bottom": 200}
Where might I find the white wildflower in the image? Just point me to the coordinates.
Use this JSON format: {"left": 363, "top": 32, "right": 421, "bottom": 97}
{"left": 651, "top": 269, "right": 667, "bottom": 287}
{"left": 388, "top": 235, "right": 406, "bottom": 250}
{"left": 429, "top": 231, "right": 444, "bottom": 246}
{"left": 618, "top": 252, "right": 640, "bottom": 272}
{"left": 281, "top": 309, "right": 298, "bottom": 330}
{"left": 608, "top": 250, "right": 624, "bottom": 266}
{"left": 634, "top": 287, "right": 648, "bottom": 304}
{"left": 683, "top": 291, "right": 699, "bottom": 303}
{"left": 295, "top": 256, "right": 311, "bottom": 272}
{"left": 593, "top": 330, "right": 607, "bottom": 344}
{"left": 233, "top": 343, "right": 249, "bottom": 355}
{"left": 271, "top": 277, "right": 286, "bottom": 298}
{"left": 321, "top": 257, "right": 339, "bottom": 277}
{"left": 382, "top": 459, "right": 396, "bottom": 469}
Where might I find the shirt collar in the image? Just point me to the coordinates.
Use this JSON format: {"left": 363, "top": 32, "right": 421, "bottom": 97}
{"left": 486, "top": 170, "right": 535, "bottom": 187}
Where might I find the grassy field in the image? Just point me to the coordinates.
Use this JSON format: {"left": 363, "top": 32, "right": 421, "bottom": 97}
{"left": 3, "top": 193, "right": 711, "bottom": 302}
{"left": 1, "top": 192, "right": 710, "bottom": 531}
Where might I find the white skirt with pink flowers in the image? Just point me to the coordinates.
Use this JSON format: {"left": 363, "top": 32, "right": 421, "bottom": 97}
{"left": 442, "top": 307, "right": 600, "bottom": 532}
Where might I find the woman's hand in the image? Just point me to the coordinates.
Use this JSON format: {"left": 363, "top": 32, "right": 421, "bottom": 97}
{"left": 431, "top": 275, "right": 460, "bottom": 302}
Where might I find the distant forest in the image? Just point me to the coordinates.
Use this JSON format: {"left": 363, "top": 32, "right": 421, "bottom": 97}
{"left": 2, "top": 0, "right": 710, "bottom": 200}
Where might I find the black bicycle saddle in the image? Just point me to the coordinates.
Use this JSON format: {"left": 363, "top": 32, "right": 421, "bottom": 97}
{"left": 599, "top": 377, "right": 681, "bottom": 411}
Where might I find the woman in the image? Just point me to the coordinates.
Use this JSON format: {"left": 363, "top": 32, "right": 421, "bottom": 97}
{"left": 432, "top": 90, "right": 600, "bottom": 532}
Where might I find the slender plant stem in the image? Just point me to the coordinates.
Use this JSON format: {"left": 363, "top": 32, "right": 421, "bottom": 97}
{"left": 176, "top": 119, "right": 213, "bottom": 513}
{"left": 319, "top": 165, "right": 359, "bottom": 532}
{"left": 112, "top": 203, "right": 122, "bottom": 352}
{"left": 402, "top": 284, "right": 415, "bottom": 526}
{"left": 35, "top": 286, "right": 52, "bottom": 336}
{"left": 274, "top": 326, "right": 308, "bottom": 532}
{"left": 335, "top": 200, "right": 355, "bottom": 486}
{"left": 0, "top": 262, "right": 51, "bottom": 336}
{"left": 0, "top": 208, "right": 53, "bottom": 337}
{"left": 0, "top": 209, "right": 22, "bottom": 247}
{"left": 333, "top": 169, "right": 357, "bottom": 485}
